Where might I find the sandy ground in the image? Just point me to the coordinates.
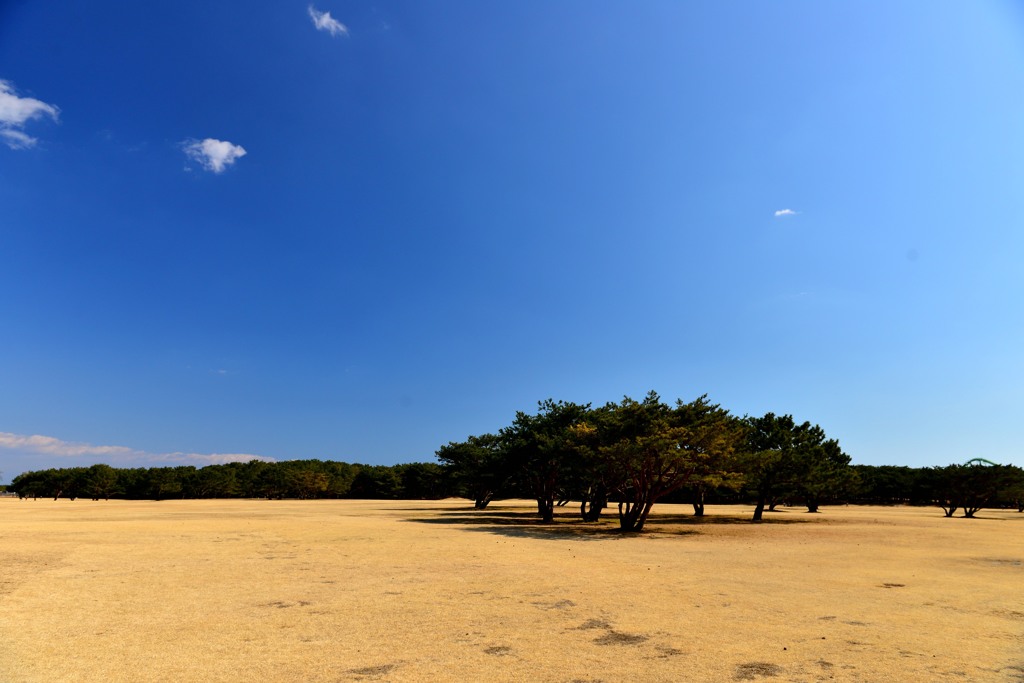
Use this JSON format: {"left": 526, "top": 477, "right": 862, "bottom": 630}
{"left": 0, "top": 498, "right": 1021, "bottom": 682}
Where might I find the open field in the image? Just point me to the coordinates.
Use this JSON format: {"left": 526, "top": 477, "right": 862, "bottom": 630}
{"left": 0, "top": 499, "right": 1021, "bottom": 682}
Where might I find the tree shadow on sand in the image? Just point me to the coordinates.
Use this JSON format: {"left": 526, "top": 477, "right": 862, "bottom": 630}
{"left": 402, "top": 505, "right": 810, "bottom": 541}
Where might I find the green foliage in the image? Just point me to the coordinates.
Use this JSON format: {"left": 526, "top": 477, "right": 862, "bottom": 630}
{"left": 500, "top": 399, "right": 592, "bottom": 522}
{"left": 741, "top": 413, "right": 849, "bottom": 520}
{"left": 600, "top": 393, "right": 742, "bottom": 531}
{"left": 929, "top": 460, "right": 1019, "bottom": 517}
{"left": 8, "top": 458, "right": 451, "bottom": 501}
{"left": 436, "top": 434, "right": 509, "bottom": 508}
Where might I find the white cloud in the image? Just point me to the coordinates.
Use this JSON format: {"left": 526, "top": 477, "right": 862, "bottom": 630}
{"left": 774, "top": 209, "right": 798, "bottom": 217}
{"left": 0, "top": 432, "right": 135, "bottom": 458}
{"left": 308, "top": 5, "right": 349, "bottom": 37}
{"left": 0, "top": 431, "right": 276, "bottom": 466}
{"left": 182, "top": 137, "right": 247, "bottom": 173}
{"left": 0, "top": 128, "right": 39, "bottom": 150}
{"left": 0, "top": 79, "right": 59, "bottom": 149}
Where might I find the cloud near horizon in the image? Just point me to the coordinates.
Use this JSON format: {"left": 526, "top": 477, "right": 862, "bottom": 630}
{"left": 0, "top": 79, "right": 60, "bottom": 149}
{"left": 308, "top": 5, "right": 348, "bottom": 37}
{"left": 774, "top": 208, "right": 798, "bottom": 217}
{"left": 0, "top": 431, "right": 276, "bottom": 468}
{"left": 183, "top": 137, "right": 247, "bottom": 173}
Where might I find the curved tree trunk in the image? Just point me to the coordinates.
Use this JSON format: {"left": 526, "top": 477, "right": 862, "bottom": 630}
{"left": 618, "top": 496, "right": 655, "bottom": 532}
{"left": 752, "top": 496, "right": 766, "bottom": 522}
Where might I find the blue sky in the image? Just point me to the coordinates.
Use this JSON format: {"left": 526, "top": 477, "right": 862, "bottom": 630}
{"left": 2, "top": 1, "right": 1023, "bottom": 480}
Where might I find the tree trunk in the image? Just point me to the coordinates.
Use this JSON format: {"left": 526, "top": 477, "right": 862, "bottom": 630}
{"left": 806, "top": 500, "right": 820, "bottom": 513}
{"left": 537, "top": 497, "right": 554, "bottom": 523}
{"left": 692, "top": 488, "right": 705, "bottom": 517}
{"left": 580, "top": 489, "right": 607, "bottom": 522}
{"left": 474, "top": 490, "right": 493, "bottom": 509}
{"left": 618, "top": 500, "right": 642, "bottom": 532}
{"left": 618, "top": 497, "right": 654, "bottom": 532}
{"left": 752, "top": 496, "right": 766, "bottom": 522}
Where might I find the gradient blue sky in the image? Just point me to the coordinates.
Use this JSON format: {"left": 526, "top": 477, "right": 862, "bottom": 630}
{"left": 2, "top": 1, "right": 1023, "bottom": 480}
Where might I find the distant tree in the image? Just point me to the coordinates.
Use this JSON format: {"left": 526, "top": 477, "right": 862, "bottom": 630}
{"left": 288, "top": 465, "right": 332, "bottom": 499}
{"left": 796, "top": 439, "right": 852, "bottom": 512}
{"left": 1005, "top": 466, "right": 1024, "bottom": 512}
{"left": 931, "top": 459, "right": 1015, "bottom": 518}
{"left": 395, "top": 462, "right": 449, "bottom": 499}
{"left": 42, "top": 467, "right": 88, "bottom": 500}
{"left": 187, "top": 465, "right": 240, "bottom": 498}
{"left": 148, "top": 468, "right": 185, "bottom": 501}
{"left": 436, "top": 434, "right": 510, "bottom": 509}
{"left": 848, "top": 465, "right": 930, "bottom": 505}
{"left": 348, "top": 465, "right": 402, "bottom": 499}
{"left": 741, "top": 413, "right": 846, "bottom": 521}
{"left": 85, "top": 464, "right": 119, "bottom": 500}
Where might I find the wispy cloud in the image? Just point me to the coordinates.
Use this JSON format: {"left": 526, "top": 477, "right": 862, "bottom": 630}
{"left": 308, "top": 5, "right": 348, "bottom": 37}
{"left": 0, "top": 431, "right": 276, "bottom": 467}
{"left": 774, "top": 208, "right": 799, "bottom": 217}
{"left": 0, "top": 79, "right": 59, "bottom": 149}
{"left": 182, "top": 137, "right": 247, "bottom": 173}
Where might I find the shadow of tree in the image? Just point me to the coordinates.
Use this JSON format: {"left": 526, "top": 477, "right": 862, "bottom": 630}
{"left": 402, "top": 504, "right": 811, "bottom": 540}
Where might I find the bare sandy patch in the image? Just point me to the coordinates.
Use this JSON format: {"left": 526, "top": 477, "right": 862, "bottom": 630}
{"left": 0, "top": 499, "right": 1021, "bottom": 682}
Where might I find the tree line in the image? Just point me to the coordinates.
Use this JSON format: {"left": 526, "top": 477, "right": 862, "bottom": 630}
{"left": 8, "top": 459, "right": 448, "bottom": 503}
{"left": 9, "top": 392, "right": 1023, "bottom": 525}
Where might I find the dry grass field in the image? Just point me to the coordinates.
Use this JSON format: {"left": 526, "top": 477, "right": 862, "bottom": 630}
{"left": 0, "top": 498, "right": 1021, "bottom": 682}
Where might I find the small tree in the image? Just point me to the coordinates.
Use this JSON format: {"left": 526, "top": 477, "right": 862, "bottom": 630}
{"left": 436, "top": 434, "right": 510, "bottom": 509}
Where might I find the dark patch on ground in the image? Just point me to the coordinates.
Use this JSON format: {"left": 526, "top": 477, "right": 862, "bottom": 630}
{"left": 734, "top": 662, "right": 783, "bottom": 680}
{"left": 880, "top": 583, "right": 905, "bottom": 588}
{"left": 593, "top": 630, "right": 648, "bottom": 646}
{"left": 817, "top": 660, "right": 834, "bottom": 670}
{"left": 993, "top": 610, "right": 1024, "bottom": 621}
{"left": 535, "top": 599, "right": 576, "bottom": 610}
{"left": 842, "top": 620, "right": 868, "bottom": 626}
{"left": 1002, "top": 664, "right": 1024, "bottom": 682}
{"left": 484, "top": 645, "right": 513, "bottom": 656}
{"left": 347, "top": 663, "right": 397, "bottom": 679}
{"left": 977, "top": 557, "right": 1022, "bottom": 567}
{"left": 657, "top": 646, "right": 685, "bottom": 658}
{"left": 575, "top": 618, "right": 612, "bottom": 630}
{"left": 818, "top": 615, "right": 836, "bottom": 621}
{"left": 262, "top": 600, "right": 311, "bottom": 609}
